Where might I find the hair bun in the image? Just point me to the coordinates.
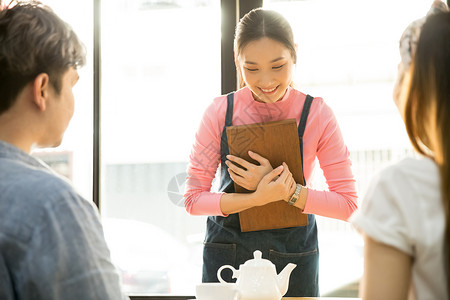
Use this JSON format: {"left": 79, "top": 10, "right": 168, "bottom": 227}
{"left": 399, "top": 0, "right": 449, "bottom": 70}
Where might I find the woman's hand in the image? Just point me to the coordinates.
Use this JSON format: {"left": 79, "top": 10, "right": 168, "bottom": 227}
{"left": 225, "top": 151, "right": 273, "bottom": 191}
{"left": 253, "top": 162, "right": 297, "bottom": 206}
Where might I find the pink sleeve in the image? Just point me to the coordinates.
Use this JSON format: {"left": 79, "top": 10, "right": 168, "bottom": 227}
{"left": 183, "top": 99, "right": 227, "bottom": 216}
{"left": 303, "top": 102, "right": 358, "bottom": 221}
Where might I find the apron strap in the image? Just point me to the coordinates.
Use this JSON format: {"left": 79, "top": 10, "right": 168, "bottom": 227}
{"left": 224, "top": 93, "right": 234, "bottom": 127}
{"left": 218, "top": 93, "right": 235, "bottom": 193}
{"left": 220, "top": 92, "right": 234, "bottom": 163}
{"left": 298, "top": 94, "right": 314, "bottom": 185}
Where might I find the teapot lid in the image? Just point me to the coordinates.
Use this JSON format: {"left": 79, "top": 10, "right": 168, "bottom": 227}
{"left": 243, "top": 250, "right": 273, "bottom": 267}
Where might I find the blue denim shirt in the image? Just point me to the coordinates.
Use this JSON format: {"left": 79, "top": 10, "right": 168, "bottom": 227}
{"left": 0, "top": 141, "right": 127, "bottom": 300}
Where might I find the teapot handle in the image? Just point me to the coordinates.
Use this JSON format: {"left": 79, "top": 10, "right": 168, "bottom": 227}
{"left": 217, "top": 265, "right": 237, "bottom": 283}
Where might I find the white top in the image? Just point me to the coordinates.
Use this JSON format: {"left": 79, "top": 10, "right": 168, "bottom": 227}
{"left": 350, "top": 156, "right": 448, "bottom": 300}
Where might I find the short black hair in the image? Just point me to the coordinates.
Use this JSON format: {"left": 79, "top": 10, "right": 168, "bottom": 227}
{"left": 0, "top": 1, "right": 85, "bottom": 115}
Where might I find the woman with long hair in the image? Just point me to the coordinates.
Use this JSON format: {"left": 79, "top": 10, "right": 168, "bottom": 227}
{"left": 184, "top": 8, "right": 357, "bottom": 296}
{"left": 351, "top": 10, "right": 450, "bottom": 300}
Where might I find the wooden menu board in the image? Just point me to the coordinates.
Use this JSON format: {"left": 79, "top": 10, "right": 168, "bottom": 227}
{"left": 226, "top": 119, "right": 308, "bottom": 232}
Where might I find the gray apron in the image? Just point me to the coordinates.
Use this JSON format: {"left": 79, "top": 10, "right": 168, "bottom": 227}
{"left": 202, "top": 93, "right": 319, "bottom": 297}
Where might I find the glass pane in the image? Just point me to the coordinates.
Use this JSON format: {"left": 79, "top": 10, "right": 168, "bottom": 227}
{"left": 32, "top": 0, "right": 93, "bottom": 201}
{"left": 263, "top": 0, "right": 428, "bottom": 296}
{"left": 101, "top": 0, "right": 221, "bottom": 295}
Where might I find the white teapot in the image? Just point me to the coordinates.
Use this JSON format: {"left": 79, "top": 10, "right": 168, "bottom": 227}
{"left": 217, "top": 250, "right": 296, "bottom": 300}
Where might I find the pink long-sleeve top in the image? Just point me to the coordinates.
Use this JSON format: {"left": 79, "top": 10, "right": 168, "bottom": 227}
{"left": 184, "top": 86, "right": 358, "bottom": 221}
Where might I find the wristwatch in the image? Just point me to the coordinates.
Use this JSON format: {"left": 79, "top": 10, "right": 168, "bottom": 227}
{"left": 288, "top": 184, "right": 302, "bottom": 206}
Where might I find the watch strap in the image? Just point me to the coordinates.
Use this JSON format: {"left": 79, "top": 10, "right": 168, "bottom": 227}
{"left": 288, "top": 184, "right": 302, "bottom": 206}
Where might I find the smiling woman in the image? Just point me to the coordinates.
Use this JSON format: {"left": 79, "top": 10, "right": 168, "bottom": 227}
{"left": 234, "top": 7, "right": 297, "bottom": 98}
{"left": 184, "top": 7, "right": 357, "bottom": 297}
{"left": 238, "top": 37, "right": 295, "bottom": 103}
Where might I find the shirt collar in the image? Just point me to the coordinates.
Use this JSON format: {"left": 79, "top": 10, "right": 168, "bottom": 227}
{"left": 0, "top": 140, "right": 48, "bottom": 170}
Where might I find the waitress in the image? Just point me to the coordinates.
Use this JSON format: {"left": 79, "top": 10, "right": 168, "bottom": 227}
{"left": 183, "top": 8, "right": 357, "bottom": 297}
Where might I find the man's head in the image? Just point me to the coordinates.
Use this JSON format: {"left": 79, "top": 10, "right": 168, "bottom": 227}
{"left": 0, "top": 1, "right": 85, "bottom": 115}
{"left": 0, "top": 1, "right": 85, "bottom": 151}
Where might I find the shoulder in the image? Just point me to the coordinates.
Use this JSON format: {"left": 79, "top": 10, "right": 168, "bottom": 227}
{"left": 289, "top": 88, "right": 325, "bottom": 105}
{"left": 378, "top": 157, "right": 440, "bottom": 207}
{"left": 28, "top": 168, "right": 80, "bottom": 203}
{"left": 35, "top": 172, "right": 97, "bottom": 223}
{"left": 211, "top": 87, "right": 250, "bottom": 109}
{"left": 202, "top": 88, "right": 250, "bottom": 127}
{"left": 8, "top": 160, "right": 94, "bottom": 217}
{"left": 203, "top": 93, "right": 229, "bottom": 124}
{"left": 0, "top": 164, "right": 93, "bottom": 243}
{"left": 309, "top": 95, "right": 332, "bottom": 118}
{"left": 356, "top": 156, "right": 439, "bottom": 223}
{"left": 396, "top": 155, "right": 438, "bottom": 176}
{"left": 289, "top": 89, "right": 331, "bottom": 118}
{"left": 293, "top": 91, "right": 336, "bottom": 132}
{"left": 210, "top": 93, "right": 228, "bottom": 109}
{"left": 1, "top": 158, "right": 75, "bottom": 202}
{"left": 194, "top": 92, "right": 235, "bottom": 143}
{"left": 374, "top": 156, "right": 438, "bottom": 192}
{"left": 350, "top": 156, "right": 441, "bottom": 255}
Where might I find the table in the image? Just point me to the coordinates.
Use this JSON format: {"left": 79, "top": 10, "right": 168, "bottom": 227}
{"left": 130, "top": 296, "right": 361, "bottom": 300}
{"left": 283, "top": 298, "right": 360, "bottom": 300}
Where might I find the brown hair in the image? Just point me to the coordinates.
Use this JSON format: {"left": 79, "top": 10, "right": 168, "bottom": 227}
{"left": 234, "top": 8, "right": 296, "bottom": 88}
{"left": 404, "top": 11, "right": 450, "bottom": 293}
{"left": 0, "top": 1, "right": 85, "bottom": 115}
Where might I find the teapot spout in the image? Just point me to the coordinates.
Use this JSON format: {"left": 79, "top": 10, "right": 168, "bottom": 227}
{"left": 277, "top": 263, "right": 296, "bottom": 296}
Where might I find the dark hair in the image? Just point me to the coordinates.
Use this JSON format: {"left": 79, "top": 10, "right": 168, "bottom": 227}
{"left": 404, "top": 11, "right": 450, "bottom": 293}
{"left": 234, "top": 8, "right": 296, "bottom": 88}
{"left": 0, "top": 1, "right": 85, "bottom": 115}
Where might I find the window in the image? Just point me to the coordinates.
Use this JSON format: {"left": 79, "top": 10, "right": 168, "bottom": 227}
{"left": 100, "top": 0, "right": 221, "bottom": 295}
